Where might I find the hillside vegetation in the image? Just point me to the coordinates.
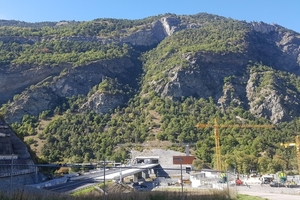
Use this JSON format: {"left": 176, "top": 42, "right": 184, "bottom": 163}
{"left": 1, "top": 13, "right": 300, "bottom": 175}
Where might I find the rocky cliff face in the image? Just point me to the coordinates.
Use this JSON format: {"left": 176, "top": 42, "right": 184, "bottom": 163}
{"left": 149, "top": 22, "right": 300, "bottom": 124}
{"left": 120, "top": 17, "right": 181, "bottom": 46}
{"left": 155, "top": 48, "right": 300, "bottom": 124}
{"left": 3, "top": 57, "right": 140, "bottom": 123}
{"left": 156, "top": 51, "right": 248, "bottom": 100}
{"left": 0, "top": 16, "right": 183, "bottom": 123}
{"left": 249, "top": 22, "right": 300, "bottom": 73}
{"left": 0, "top": 64, "right": 72, "bottom": 105}
{"left": 1, "top": 15, "right": 300, "bottom": 125}
{"left": 246, "top": 71, "right": 300, "bottom": 123}
{"left": 80, "top": 92, "right": 126, "bottom": 114}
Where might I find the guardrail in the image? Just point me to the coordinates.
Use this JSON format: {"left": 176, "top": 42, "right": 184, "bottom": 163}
{"left": 0, "top": 155, "right": 18, "bottom": 160}
{"left": 0, "top": 168, "right": 36, "bottom": 178}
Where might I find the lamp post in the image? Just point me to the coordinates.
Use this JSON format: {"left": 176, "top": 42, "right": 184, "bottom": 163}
{"left": 130, "top": 149, "right": 132, "bottom": 165}
{"left": 10, "top": 154, "right": 13, "bottom": 194}
{"left": 180, "top": 158, "right": 184, "bottom": 200}
{"left": 173, "top": 157, "right": 184, "bottom": 200}
{"left": 119, "top": 166, "right": 122, "bottom": 183}
{"left": 103, "top": 158, "right": 106, "bottom": 200}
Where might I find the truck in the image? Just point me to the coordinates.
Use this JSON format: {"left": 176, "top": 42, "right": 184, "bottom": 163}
{"left": 261, "top": 174, "right": 274, "bottom": 184}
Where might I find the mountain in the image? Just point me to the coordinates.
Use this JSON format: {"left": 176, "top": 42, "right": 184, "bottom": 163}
{"left": 0, "top": 13, "right": 300, "bottom": 174}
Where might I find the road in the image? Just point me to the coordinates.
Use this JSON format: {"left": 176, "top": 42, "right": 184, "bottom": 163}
{"left": 239, "top": 191, "right": 300, "bottom": 200}
{"left": 45, "top": 168, "right": 119, "bottom": 193}
{"left": 45, "top": 178, "right": 96, "bottom": 193}
{"left": 237, "top": 185, "right": 300, "bottom": 200}
{"left": 44, "top": 164, "right": 158, "bottom": 193}
{"left": 44, "top": 166, "right": 300, "bottom": 200}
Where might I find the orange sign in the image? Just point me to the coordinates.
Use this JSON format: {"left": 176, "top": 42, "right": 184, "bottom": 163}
{"left": 173, "top": 156, "right": 194, "bottom": 165}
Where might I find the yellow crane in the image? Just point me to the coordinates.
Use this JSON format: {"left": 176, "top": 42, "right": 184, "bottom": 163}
{"left": 196, "top": 118, "right": 274, "bottom": 171}
{"left": 280, "top": 136, "right": 300, "bottom": 175}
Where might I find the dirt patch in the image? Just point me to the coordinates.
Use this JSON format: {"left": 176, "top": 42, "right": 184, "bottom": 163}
{"left": 148, "top": 110, "right": 161, "bottom": 135}
{"left": 106, "top": 182, "right": 134, "bottom": 194}
{"left": 24, "top": 135, "right": 45, "bottom": 157}
{"left": 142, "top": 140, "right": 173, "bottom": 149}
{"left": 24, "top": 118, "right": 52, "bottom": 157}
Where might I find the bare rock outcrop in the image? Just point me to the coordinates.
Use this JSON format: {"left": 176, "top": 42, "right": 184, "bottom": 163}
{"left": 80, "top": 92, "right": 126, "bottom": 114}
{"left": 251, "top": 22, "right": 276, "bottom": 34}
{"left": 121, "top": 17, "right": 181, "bottom": 46}
{"left": 4, "top": 57, "right": 139, "bottom": 123}
{"left": 246, "top": 72, "right": 300, "bottom": 123}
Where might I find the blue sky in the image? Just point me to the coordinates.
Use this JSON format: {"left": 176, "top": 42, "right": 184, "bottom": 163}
{"left": 0, "top": 0, "right": 299, "bottom": 33}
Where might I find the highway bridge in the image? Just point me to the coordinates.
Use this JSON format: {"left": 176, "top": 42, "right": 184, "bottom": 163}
{"left": 33, "top": 163, "right": 160, "bottom": 193}
{"left": 94, "top": 163, "right": 160, "bottom": 182}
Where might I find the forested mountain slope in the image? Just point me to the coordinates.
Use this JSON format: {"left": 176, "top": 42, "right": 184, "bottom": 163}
{"left": 1, "top": 13, "right": 300, "bottom": 174}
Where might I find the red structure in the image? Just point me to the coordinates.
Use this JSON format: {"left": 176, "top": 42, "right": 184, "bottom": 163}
{"left": 173, "top": 156, "right": 194, "bottom": 165}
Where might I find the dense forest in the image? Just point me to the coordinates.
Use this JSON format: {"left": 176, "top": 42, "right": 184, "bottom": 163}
{"left": 1, "top": 13, "right": 300, "bottom": 175}
{"left": 10, "top": 92, "right": 300, "bottom": 175}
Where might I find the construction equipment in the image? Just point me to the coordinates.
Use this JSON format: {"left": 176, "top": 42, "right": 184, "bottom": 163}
{"left": 278, "top": 172, "right": 287, "bottom": 183}
{"left": 280, "top": 136, "right": 300, "bottom": 175}
{"left": 219, "top": 172, "right": 227, "bottom": 183}
{"left": 196, "top": 118, "right": 274, "bottom": 171}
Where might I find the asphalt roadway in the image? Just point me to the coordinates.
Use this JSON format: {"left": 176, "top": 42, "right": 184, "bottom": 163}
{"left": 45, "top": 168, "right": 119, "bottom": 193}
{"left": 43, "top": 167, "right": 300, "bottom": 200}
{"left": 45, "top": 178, "right": 300, "bottom": 200}
{"left": 237, "top": 185, "right": 300, "bottom": 200}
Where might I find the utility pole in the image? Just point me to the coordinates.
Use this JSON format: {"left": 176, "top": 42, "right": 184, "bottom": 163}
{"left": 226, "top": 168, "right": 230, "bottom": 199}
{"left": 173, "top": 157, "right": 184, "bottom": 200}
{"left": 103, "top": 158, "right": 106, "bottom": 200}
{"left": 10, "top": 154, "right": 13, "bottom": 194}
{"left": 119, "top": 166, "right": 122, "bottom": 183}
{"left": 180, "top": 158, "right": 184, "bottom": 200}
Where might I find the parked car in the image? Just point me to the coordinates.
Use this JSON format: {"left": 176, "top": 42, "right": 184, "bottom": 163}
{"left": 270, "top": 181, "right": 283, "bottom": 187}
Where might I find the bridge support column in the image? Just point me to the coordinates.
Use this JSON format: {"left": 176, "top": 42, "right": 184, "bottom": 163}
{"left": 149, "top": 168, "right": 154, "bottom": 174}
{"left": 119, "top": 177, "right": 124, "bottom": 183}
{"left": 133, "top": 173, "right": 139, "bottom": 182}
{"left": 142, "top": 170, "right": 149, "bottom": 179}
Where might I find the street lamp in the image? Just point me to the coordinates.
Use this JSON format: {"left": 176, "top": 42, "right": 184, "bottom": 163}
{"left": 10, "top": 154, "right": 13, "bottom": 194}
{"left": 130, "top": 149, "right": 132, "bottom": 166}
{"left": 173, "top": 157, "right": 184, "bottom": 200}
{"left": 119, "top": 166, "right": 122, "bottom": 184}
{"left": 103, "top": 159, "right": 106, "bottom": 200}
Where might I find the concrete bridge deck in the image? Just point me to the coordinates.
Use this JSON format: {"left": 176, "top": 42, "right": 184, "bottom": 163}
{"left": 94, "top": 163, "right": 159, "bottom": 181}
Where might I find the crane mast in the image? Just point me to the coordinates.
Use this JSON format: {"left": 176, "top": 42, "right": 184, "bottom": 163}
{"left": 281, "top": 136, "right": 300, "bottom": 175}
{"left": 196, "top": 118, "right": 274, "bottom": 171}
{"left": 214, "top": 118, "right": 221, "bottom": 172}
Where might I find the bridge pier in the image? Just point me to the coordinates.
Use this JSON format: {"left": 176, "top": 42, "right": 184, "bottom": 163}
{"left": 133, "top": 173, "right": 139, "bottom": 182}
{"left": 119, "top": 177, "right": 124, "bottom": 183}
{"left": 142, "top": 170, "right": 149, "bottom": 179}
{"left": 149, "top": 168, "right": 154, "bottom": 174}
